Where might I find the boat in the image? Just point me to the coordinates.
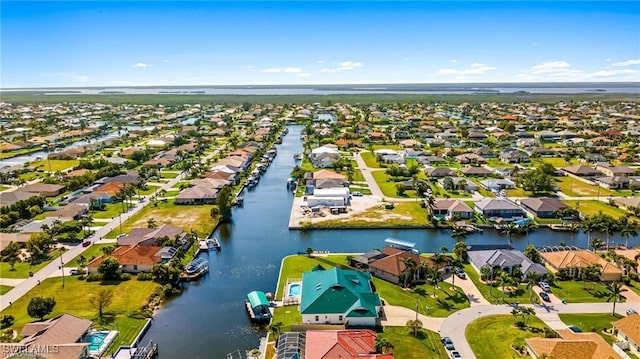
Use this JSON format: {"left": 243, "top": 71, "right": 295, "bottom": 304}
{"left": 549, "top": 224, "right": 576, "bottom": 232}
{"left": 293, "top": 153, "right": 302, "bottom": 161}
{"left": 185, "top": 258, "right": 209, "bottom": 275}
{"left": 198, "top": 238, "right": 221, "bottom": 251}
{"left": 245, "top": 291, "right": 272, "bottom": 322}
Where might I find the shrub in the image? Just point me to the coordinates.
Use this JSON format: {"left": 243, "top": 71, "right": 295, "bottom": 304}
{"left": 137, "top": 273, "right": 153, "bottom": 281}
{"left": 86, "top": 273, "right": 104, "bottom": 282}
{"left": 0, "top": 315, "right": 14, "bottom": 329}
{"left": 120, "top": 273, "right": 132, "bottom": 281}
{"left": 621, "top": 275, "right": 631, "bottom": 285}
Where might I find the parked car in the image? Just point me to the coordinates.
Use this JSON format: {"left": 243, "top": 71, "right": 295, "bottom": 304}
{"left": 451, "top": 351, "right": 462, "bottom": 359}
{"left": 454, "top": 267, "right": 466, "bottom": 279}
{"left": 441, "top": 337, "right": 455, "bottom": 351}
{"left": 69, "top": 268, "right": 79, "bottom": 275}
{"left": 539, "top": 292, "right": 550, "bottom": 302}
{"left": 538, "top": 281, "right": 550, "bottom": 292}
{"left": 627, "top": 309, "right": 638, "bottom": 316}
{"left": 82, "top": 240, "right": 91, "bottom": 247}
{"left": 352, "top": 191, "right": 363, "bottom": 196}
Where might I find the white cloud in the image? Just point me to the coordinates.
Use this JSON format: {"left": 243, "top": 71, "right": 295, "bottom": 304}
{"left": 296, "top": 73, "right": 311, "bottom": 78}
{"left": 162, "top": 59, "right": 171, "bottom": 63}
{"left": 316, "top": 60, "right": 324, "bottom": 64}
{"left": 436, "top": 63, "right": 497, "bottom": 76}
{"left": 450, "top": 59, "right": 458, "bottom": 63}
{"left": 611, "top": 59, "right": 640, "bottom": 67}
{"left": 530, "top": 61, "right": 571, "bottom": 74}
{"left": 260, "top": 66, "right": 303, "bottom": 73}
{"left": 321, "top": 61, "right": 364, "bottom": 73}
{"left": 132, "top": 62, "right": 152, "bottom": 68}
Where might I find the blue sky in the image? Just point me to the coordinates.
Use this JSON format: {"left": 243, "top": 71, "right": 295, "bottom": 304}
{"left": 2, "top": 1, "right": 639, "bottom": 87}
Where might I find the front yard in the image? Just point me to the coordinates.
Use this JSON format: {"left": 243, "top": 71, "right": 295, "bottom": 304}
{"left": 378, "top": 326, "right": 448, "bottom": 359}
{"left": 464, "top": 264, "right": 537, "bottom": 304}
{"left": 550, "top": 280, "right": 622, "bottom": 303}
{"left": 558, "top": 313, "right": 622, "bottom": 344}
{"left": 466, "top": 314, "right": 551, "bottom": 359}
{"left": 1, "top": 251, "right": 63, "bottom": 279}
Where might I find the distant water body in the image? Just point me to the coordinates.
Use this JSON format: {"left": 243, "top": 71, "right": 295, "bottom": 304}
{"left": 3, "top": 82, "right": 639, "bottom": 95}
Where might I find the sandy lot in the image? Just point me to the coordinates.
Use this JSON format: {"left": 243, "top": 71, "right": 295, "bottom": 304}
{"left": 288, "top": 195, "right": 383, "bottom": 228}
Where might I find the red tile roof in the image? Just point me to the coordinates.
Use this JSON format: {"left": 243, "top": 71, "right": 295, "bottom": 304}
{"left": 305, "top": 330, "right": 394, "bottom": 359}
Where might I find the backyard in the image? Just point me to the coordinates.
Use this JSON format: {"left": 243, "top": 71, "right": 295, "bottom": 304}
{"left": 104, "top": 201, "right": 218, "bottom": 239}
{"left": 0, "top": 276, "right": 160, "bottom": 355}
{"left": 466, "top": 314, "right": 551, "bottom": 359}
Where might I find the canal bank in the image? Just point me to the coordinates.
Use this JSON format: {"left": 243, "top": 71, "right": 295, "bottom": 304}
{"left": 140, "top": 125, "right": 640, "bottom": 358}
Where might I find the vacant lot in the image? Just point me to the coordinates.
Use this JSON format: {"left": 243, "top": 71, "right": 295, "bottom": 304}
{"left": 467, "top": 315, "right": 551, "bottom": 359}
{"left": 29, "top": 159, "right": 80, "bottom": 172}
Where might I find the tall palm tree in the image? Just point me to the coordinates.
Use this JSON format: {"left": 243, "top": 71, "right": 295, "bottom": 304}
{"left": 502, "top": 223, "right": 518, "bottom": 246}
{"left": 147, "top": 217, "right": 157, "bottom": 228}
{"left": 451, "top": 227, "right": 467, "bottom": 243}
{"left": 449, "top": 257, "right": 464, "bottom": 287}
{"left": 526, "top": 272, "right": 541, "bottom": 302}
{"left": 401, "top": 258, "right": 418, "bottom": 287}
{"left": 454, "top": 241, "right": 469, "bottom": 262}
{"left": 619, "top": 220, "right": 639, "bottom": 249}
{"left": 583, "top": 216, "right": 599, "bottom": 248}
{"left": 406, "top": 319, "right": 423, "bottom": 336}
{"left": 606, "top": 282, "right": 626, "bottom": 316}
{"left": 590, "top": 238, "right": 604, "bottom": 252}
{"left": 267, "top": 321, "right": 283, "bottom": 345}
{"left": 496, "top": 271, "right": 512, "bottom": 303}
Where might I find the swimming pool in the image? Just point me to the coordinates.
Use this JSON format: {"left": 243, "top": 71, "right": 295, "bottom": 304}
{"left": 85, "top": 330, "right": 118, "bottom": 356}
{"left": 288, "top": 283, "right": 301, "bottom": 297}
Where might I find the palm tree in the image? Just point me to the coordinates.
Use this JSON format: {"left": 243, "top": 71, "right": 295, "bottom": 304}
{"left": 495, "top": 271, "right": 512, "bottom": 302}
{"left": 480, "top": 265, "right": 492, "bottom": 282}
{"left": 526, "top": 272, "right": 541, "bottom": 302}
{"left": 428, "top": 267, "right": 441, "bottom": 295}
{"left": 449, "top": 257, "right": 464, "bottom": 287}
{"left": 247, "top": 349, "right": 261, "bottom": 359}
{"left": 502, "top": 223, "right": 518, "bottom": 246}
{"left": 401, "top": 258, "right": 418, "bottom": 287}
{"left": 406, "top": 319, "right": 423, "bottom": 336}
{"left": 451, "top": 227, "right": 467, "bottom": 243}
{"left": 583, "top": 216, "right": 599, "bottom": 247}
{"left": 267, "top": 321, "right": 283, "bottom": 344}
{"left": 619, "top": 220, "right": 638, "bottom": 249}
{"left": 147, "top": 217, "right": 158, "bottom": 228}
{"left": 440, "top": 246, "right": 449, "bottom": 255}
{"left": 454, "top": 241, "right": 469, "bottom": 262}
{"left": 590, "top": 238, "right": 604, "bottom": 252}
{"left": 606, "top": 282, "right": 626, "bottom": 316}
{"left": 374, "top": 337, "right": 394, "bottom": 354}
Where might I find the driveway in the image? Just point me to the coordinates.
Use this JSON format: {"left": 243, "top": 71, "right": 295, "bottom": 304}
{"left": 443, "top": 272, "right": 490, "bottom": 306}
{"left": 379, "top": 302, "right": 444, "bottom": 331}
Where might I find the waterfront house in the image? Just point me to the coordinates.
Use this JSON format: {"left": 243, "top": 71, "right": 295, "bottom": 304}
{"left": 540, "top": 249, "right": 622, "bottom": 281}
{"left": 117, "top": 224, "right": 188, "bottom": 246}
{"left": 300, "top": 267, "right": 381, "bottom": 327}
{"left": 349, "top": 250, "right": 385, "bottom": 269}
{"left": 309, "top": 144, "right": 340, "bottom": 168}
{"left": 304, "top": 187, "right": 350, "bottom": 208}
{"left": 87, "top": 244, "right": 164, "bottom": 274}
{"left": 474, "top": 198, "right": 524, "bottom": 221}
{"left": 0, "top": 313, "right": 92, "bottom": 359}
{"left": 175, "top": 186, "right": 218, "bottom": 205}
{"left": 613, "top": 314, "right": 640, "bottom": 357}
{"left": 526, "top": 329, "right": 621, "bottom": 359}
{"left": 368, "top": 247, "right": 438, "bottom": 284}
{"left": 519, "top": 197, "right": 568, "bottom": 218}
{"left": 304, "top": 330, "right": 394, "bottom": 359}
{"left": 431, "top": 199, "right": 474, "bottom": 220}
{"left": 468, "top": 249, "right": 547, "bottom": 277}
{"left": 306, "top": 169, "right": 348, "bottom": 190}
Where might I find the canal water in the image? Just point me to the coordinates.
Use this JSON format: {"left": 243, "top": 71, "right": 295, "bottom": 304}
{"left": 141, "top": 125, "right": 639, "bottom": 358}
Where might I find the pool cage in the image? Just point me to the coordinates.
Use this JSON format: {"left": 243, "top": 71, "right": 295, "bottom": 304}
{"left": 276, "top": 332, "right": 306, "bottom": 359}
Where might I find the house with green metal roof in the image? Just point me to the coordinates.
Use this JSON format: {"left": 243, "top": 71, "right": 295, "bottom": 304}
{"left": 300, "top": 267, "right": 381, "bottom": 327}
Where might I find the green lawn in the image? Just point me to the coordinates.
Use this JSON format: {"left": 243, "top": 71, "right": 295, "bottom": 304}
{"left": 378, "top": 326, "right": 448, "bottom": 359}
{"left": 1, "top": 251, "right": 63, "bottom": 279}
{"left": 272, "top": 306, "right": 302, "bottom": 332}
{"left": 372, "top": 144, "right": 401, "bottom": 151}
{"left": 91, "top": 203, "right": 126, "bottom": 219}
{"left": 0, "top": 185, "right": 10, "bottom": 192}
{"left": 159, "top": 171, "right": 179, "bottom": 179}
{"left": 162, "top": 190, "right": 181, "bottom": 197}
{"left": 373, "top": 277, "right": 469, "bottom": 317}
{"left": 540, "top": 157, "right": 580, "bottom": 167}
{"left": 66, "top": 243, "right": 115, "bottom": 267}
{"left": 428, "top": 183, "right": 471, "bottom": 199}
{"left": 486, "top": 158, "right": 513, "bottom": 169}
{"left": 276, "top": 254, "right": 469, "bottom": 318}
{"left": 558, "top": 313, "right": 622, "bottom": 344}
{"left": 562, "top": 200, "right": 638, "bottom": 220}
{"left": 0, "top": 285, "right": 13, "bottom": 295}
{"left": 138, "top": 185, "right": 161, "bottom": 195}
{"left": 361, "top": 152, "right": 382, "bottom": 168}
{"left": 466, "top": 315, "right": 551, "bottom": 359}
{"left": 464, "top": 264, "right": 537, "bottom": 304}
{"left": 550, "top": 280, "right": 622, "bottom": 303}
{"left": 554, "top": 177, "right": 615, "bottom": 197}
{"left": 626, "top": 281, "right": 640, "bottom": 297}
{"left": 314, "top": 202, "right": 429, "bottom": 228}
{"left": 371, "top": 170, "right": 421, "bottom": 198}
{"left": 29, "top": 159, "right": 80, "bottom": 172}
{"left": 0, "top": 277, "right": 159, "bottom": 355}
{"left": 104, "top": 201, "right": 218, "bottom": 239}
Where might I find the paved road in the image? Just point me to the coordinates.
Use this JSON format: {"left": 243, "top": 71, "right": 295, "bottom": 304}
{"left": 0, "top": 171, "right": 187, "bottom": 311}
{"left": 438, "top": 301, "right": 637, "bottom": 359}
